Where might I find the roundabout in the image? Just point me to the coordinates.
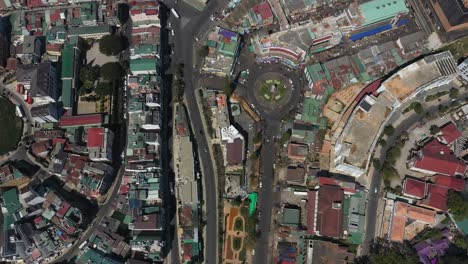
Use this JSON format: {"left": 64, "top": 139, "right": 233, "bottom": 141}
{"left": 241, "top": 63, "right": 303, "bottom": 122}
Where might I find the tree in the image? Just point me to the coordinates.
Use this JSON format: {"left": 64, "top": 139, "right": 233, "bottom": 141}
{"left": 378, "top": 138, "right": 387, "bottom": 147}
{"left": 447, "top": 190, "right": 468, "bottom": 220}
{"left": 99, "top": 35, "right": 124, "bottom": 56}
{"left": 253, "top": 132, "right": 262, "bottom": 144}
{"left": 430, "top": 125, "right": 440, "bottom": 135}
{"left": 449, "top": 87, "right": 459, "bottom": 99}
{"left": 383, "top": 125, "right": 395, "bottom": 136}
{"left": 356, "top": 239, "right": 419, "bottom": 264}
{"left": 373, "top": 158, "right": 381, "bottom": 170}
{"left": 100, "top": 62, "right": 124, "bottom": 80}
{"left": 279, "top": 129, "right": 292, "bottom": 144}
{"left": 79, "top": 64, "right": 100, "bottom": 83}
{"left": 95, "top": 82, "right": 113, "bottom": 96}
{"left": 197, "top": 45, "right": 209, "bottom": 57}
{"left": 223, "top": 77, "right": 232, "bottom": 96}
{"left": 413, "top": 102, "right": 423, "bottom": 114}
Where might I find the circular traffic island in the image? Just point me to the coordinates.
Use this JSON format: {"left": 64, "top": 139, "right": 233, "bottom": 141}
{"left": 253, "top": 72, "right": 293, "bottom": 109}
{"left": 0, "top": 96, "right": 23, "bottom": 155}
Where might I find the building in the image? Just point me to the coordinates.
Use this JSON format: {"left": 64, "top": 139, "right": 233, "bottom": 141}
{"left": 202, "top": 27, "right": 240, "bottom": 76}
{"left": 305, "top": 240, "right": 355, "bottom": 264}
{"left": 30, "top": 103, "right": 61, "bottom": 124}
{"left": 403, "top": 177, "right": 427, "bottom": 199}
{"left": 431, "top": 0, "right": 468, "bottom": 32}
{"left": 433, "top": 175, "right": 466, "bottom": 191}
{"left": 438, "top": 122, "right": 462, "bottom": 145}
{"left": 410, "top": 139, "right": 466, "bottom": 176}
{"left": 333, "top": 52, "right": 459, "bottom": 177}
{"left": 130, "top": 58, "right": 157, "bottom": 75}
{"left": 395, "top": 31, "right": 427, "bottom": 55}
{"left": 316, "top": 185, "right": 344, "bottom": 238}
{"left": 459, "top": 57, "right": 468, "bottom": 82}
{"left": 86, "top": 127, "right": 113, "bottom": 162}
{"left": 389, "top": 201, "right": 436, "bottom": 242}
{"left": 285, "top": 166, "right": 306, "bottom": 184}
{"left": 288, "top": 143, "right": 308, "bottom": 162}
{"left": 221, "top": 125, "right": 245, "bottom": 172}
{"left": 346, "top": 0, "right": 409, "bottom": 32}
{"left": 247, "top": 2, "right": 274, "bottom": 28}
{"left": 67, "top": 25, "right": 113, "bottom": 39}
{"left": 16, "top": 62, "right": 60, "bottom": 105}
{"left": 59, "top": 114, "right": 104, "bottom": 128}
{"left": 61, "top": 36, "right": 85, "bottom": 111}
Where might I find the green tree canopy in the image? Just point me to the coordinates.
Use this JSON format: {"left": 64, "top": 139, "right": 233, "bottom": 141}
{"left": 413, "top": 102, "right": 423, "bottom": 114}
{"left": 197, "top": 45, "right": 209, "bottom": 57}
{"left": 430, "top": 125, "right": 440, "bottom": 135}
{"left": 95, "top": 82, "right": 113, "bottom": 96}
{"left": 79, "top": 64, "right": 100, "bottom": 83}
{"left": 447, "top": 190, "right": 468, "bottom": 220}
{"left": 449, "top": 87, "right": 459, "bottom": 99}
{"left": 99, "top": 35, "right": 124, "bottom": 56}
{"left": 100, "top": 62, "right": 124, "bottom": 80}
{"left": 383, "top": 125, "right": 395, "bottom": 136}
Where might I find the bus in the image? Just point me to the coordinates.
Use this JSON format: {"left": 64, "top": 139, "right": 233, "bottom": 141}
{"left": 171, "top": 8, "right": 180, "bottom": 19}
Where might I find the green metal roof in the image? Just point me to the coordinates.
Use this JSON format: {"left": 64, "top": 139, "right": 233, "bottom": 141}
{"left": 62, "top": 79, "right": 73, "bottom": 108}
{"left": 301, "top": 98, "right": 321, "bottom": 124}
{"left": 3, "top": 188, "right": 21, "bottom": 213}
{"left": 61, "top": 45, "right": 74, "bottom": 79}
{"left": 359, "top": 0, "right": 409, "bottom": 26}
{"left": 219, "top": 42, "right": 237, "bottom": 57}
{"left": 3, "top": 213, "right": 14, "bottom": 231}
{"left": 130, "top": 58, "right": 157, "bottom": 73}
{"left": 134, "top": 44, "right": 158, "bottom": 55}
{"left": 68, "top": 25, "right": 111, "bottom": 37}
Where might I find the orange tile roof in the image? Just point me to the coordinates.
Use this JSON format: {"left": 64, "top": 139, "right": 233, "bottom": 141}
{"left": 390, "top": 202, "right": 436, "bottom": 242}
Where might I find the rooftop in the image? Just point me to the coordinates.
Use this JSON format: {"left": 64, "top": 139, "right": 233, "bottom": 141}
{"left": 413, "top": 139, "right": 466, "bottom": 176}
{"left": 438, "top": 122, "right": 462, "bottom": 145}
{"left": 403, "top": 178, "right": 427, "bottom": 199}
{"left": 389, "top": 201, "right": 436, "bottom": 242}
{"left": 317, "top": 185, "right": 344, "bottom": 238}
{"left": 60, "top": 114, "right": 103, "bottom": 127}
{"left": 358, "top": 0, "right": 409, "bottom": 27}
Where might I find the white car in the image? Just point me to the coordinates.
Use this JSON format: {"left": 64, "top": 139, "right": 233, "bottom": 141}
{"left": 252, "top": 250, "right": 255, "bottom": 256}
{"left": 259, "top": 182, "right": 262, "bottom": 188}
{"left": 374, "top": 188, "right": 378, "bottom": 194}
{"left": 171, "top": 30, "right": 175, "bottom": 36}
{"left": 168, "top": 22, "right": 172, "bottom": 28}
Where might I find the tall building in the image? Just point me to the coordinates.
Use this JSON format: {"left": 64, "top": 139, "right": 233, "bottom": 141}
{"left": 431, "top": 0, "right": 468, "bottom": 32}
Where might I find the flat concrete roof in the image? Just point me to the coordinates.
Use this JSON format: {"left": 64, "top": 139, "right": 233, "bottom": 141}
{"left": 360, "top": 0, "right": 409, "bottom": 27}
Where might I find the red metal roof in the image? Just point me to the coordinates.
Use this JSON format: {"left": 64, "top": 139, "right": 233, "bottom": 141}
{"left": 403, "top": 178, "right": 426, "bottom": 199}
{"left": 252, "top": 2, "right": 273, "bottom": 21}
{"left": 307, "top": 190, "right": 317, "bottom": 235}
{"left": 60, "top": 114, "right": 103, "bottom": 127}
{"left": 434, "top": 175, "right": 466, "bottom": 192}
{"left": 317, "top": 185, "right": 344, "bottom": 238}
{"left": 422, "top": 184, "right": 449, "bottom": 212}
{"left": 145, "top": 9, "right": 158, "bottom": 15}
{"left": 87, "top": 127, "right": 105, "bottom": 148}
{"left": 226, "top": 138, "right": 244, "bottom": 166}
{"left": 414, "top": 140, "right": 466, "bottom": 176}
{"left": 438, "top": 122, "right": 462, "bottom": 145}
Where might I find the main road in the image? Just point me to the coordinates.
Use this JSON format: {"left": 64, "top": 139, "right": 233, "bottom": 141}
{"left": 362, "top": 83, "right": 468, "bottom": 255}
{"left": 162, "top": 0, "right": 229, "bottom": 263}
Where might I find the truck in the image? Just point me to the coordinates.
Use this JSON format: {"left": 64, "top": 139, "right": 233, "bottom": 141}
{"left": 171, "top": 8, "right": 180, "bottom": 19}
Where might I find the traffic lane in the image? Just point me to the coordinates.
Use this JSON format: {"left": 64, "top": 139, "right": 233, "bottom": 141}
{"left": 254, "top": 124, "right": 281, "bottom": 264}
{"left": 184, "top": 84, "right": 218, "bottom": 264}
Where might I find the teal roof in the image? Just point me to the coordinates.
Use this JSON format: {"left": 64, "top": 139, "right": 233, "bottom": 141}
{"left": 359, "top": 0, "right": 409, "bottom": 26}
{"left": 134, "top": 44, "right": 158, "bottom": 55}
{"left": 130, "top": 58, "right": 157, "bottom": 73}
{"left": 3, "top": 188, "right": 21, "bottom": 213}
{"left": 283, "top": 207, "right": 300, "bottom": 226}
{"left": 301, "top": 98, "right": 321, "bottom": 124}
{"left": 68, "top": 25, "right": 111, "bottom": 37}
{"left": 62, "top": 79, "right": 73, "bottom": 108}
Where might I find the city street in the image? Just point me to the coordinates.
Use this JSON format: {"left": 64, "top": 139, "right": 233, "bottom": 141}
{"left": 163, "top": 0, "right": 230, "bottom": 263}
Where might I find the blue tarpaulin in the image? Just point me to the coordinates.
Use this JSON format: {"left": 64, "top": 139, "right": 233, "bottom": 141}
{"left": 350, "top": 24, "right": 392, "bottom": 41}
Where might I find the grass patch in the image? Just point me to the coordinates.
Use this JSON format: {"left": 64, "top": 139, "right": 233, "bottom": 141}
{"left": 425, "top": 91, "right": 449, "bottom": 102}
{"left": 260, "top": 79, "right": 286, "bottom": 102}
{"left": 234, "top": 217, "right": 243, "bottom": 232}
{"left": 232, "top": 237, "right": 242, "bottom": 251}
{"left": 441, "top": 36, "right": 468, "bottom": 62}
{"left": 0, "top": 97, "right": 22, "bottom": 154}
